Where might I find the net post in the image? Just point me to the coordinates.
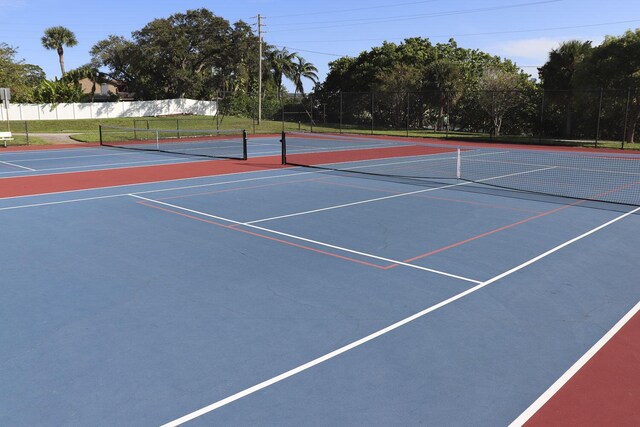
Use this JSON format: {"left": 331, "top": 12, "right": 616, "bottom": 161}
{"left": 99, "top": 125, "right": 103, "bottom": 145}
{"left": 456, "top": 147, "right": 461, "bottom": 180}
{"left": 242, "top": 130, "right": 248, "bottom": 160}
{"left": 155, "top": 130, "right": 159, "bottom": 150}
{"left": 280, "top": 131, "right": 286, "bottom": 165}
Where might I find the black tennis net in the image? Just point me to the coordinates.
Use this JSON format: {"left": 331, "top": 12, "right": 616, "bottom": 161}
{"left": 99, "top": 126, "right": 248, "bottom": 160}
{"left": 281, "top": 131, "right": 640, "bottom": 206}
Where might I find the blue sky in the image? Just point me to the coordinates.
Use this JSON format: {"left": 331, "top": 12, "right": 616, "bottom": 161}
{"left": 1, "top": 0, "right": 639, "bottom": 91}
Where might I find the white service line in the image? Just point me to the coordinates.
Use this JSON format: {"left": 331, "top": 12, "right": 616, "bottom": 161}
{"left": 160, "top": 205, "right": 640, "bottom": 427}
{"left": 246, "top": 166, "right": 556, "bottom": 225}
{"left": 0, "top": 156, "right": 196, "bottom": 176}
{"left": 129, "top": 194, "right": 481, "bottom": 284}
{"left": 245, "top": 181, "right": 469, "bottom": 224}
{"left": 509, "top": 298, "right": 640, "bottom": 426}
{"left": 0, "top": 160, "right": 36, "bottom": 171}
{"left": 1, "top": 150, "right": 146, "bottom": 163}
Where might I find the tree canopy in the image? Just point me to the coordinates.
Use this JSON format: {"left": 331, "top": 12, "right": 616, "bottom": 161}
{"left": 0, "top": 43, "right": 46, "bottom": 102}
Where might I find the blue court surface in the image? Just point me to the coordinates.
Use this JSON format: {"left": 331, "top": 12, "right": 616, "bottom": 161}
{"left": 1, "top": 139, "right": 640, "bottom": 426}
{"left": 0, "top": 136, "right": 281, "bottom": 177}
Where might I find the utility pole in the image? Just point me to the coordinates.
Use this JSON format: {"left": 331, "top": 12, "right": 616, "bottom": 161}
{"left": 256, "top": 14, "right": 264, "bottom": 124}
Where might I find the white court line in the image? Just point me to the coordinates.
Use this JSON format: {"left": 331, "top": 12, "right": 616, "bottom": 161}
{"left": 160, "top": 205, "right": 640, "bottom": 427}
{"left": 0, "top": 171, "right": 317, "bottom": 209}
{"left": 0, "top": 146, "right": 100, "bottom": 156}
{"left": 246, "top": 166, "right": 555, "bottom": 225}
{"left": 129, "top": 194, "right": 482, "bottom": 284}
{"left": 509, "top": 298, "right": 640, "bottom": 426}
{"left": 0, "top": 157, "right": 195, "bottom": 175}
{"left": 0, "top": 160, "right": 37, "bottom": 171}
{"left": 0, "top": 150, "right": 148, "bottom": 163}
{"left": 246, "top": 182, "right": 468, "bottom": 224}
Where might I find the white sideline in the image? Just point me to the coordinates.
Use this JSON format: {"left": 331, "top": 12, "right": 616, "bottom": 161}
{"left": 0, "top": 160, "right": 36, "bottom": 171}
{"left": 159, "top": 205, "right": 640, "bottom": 427}
{"left": 509, "top": 299, "right": 640, "bottom": 426}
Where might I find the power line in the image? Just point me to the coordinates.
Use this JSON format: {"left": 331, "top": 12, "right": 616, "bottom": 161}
{"left": 267, "top": 0, "right": 563, "bottom": 32}
{"left": 268, "top": 18, "right": 640, "bottom": 44}
{"left": 267, "top": 0, "right": 443, "bottom": 19}
{"left": 272, "top": 45, "right": 344, "bottom": 57}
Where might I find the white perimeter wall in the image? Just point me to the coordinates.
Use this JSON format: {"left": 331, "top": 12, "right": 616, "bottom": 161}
{"left": 0, "top": 98, "right": 217, "bottom": 121}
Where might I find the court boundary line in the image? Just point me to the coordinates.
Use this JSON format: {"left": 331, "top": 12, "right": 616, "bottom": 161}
{"left": 129, "top": 194, "right": 482, "bottom": 284}
{"left": 0, "top": 160, "right": 36, "bottom": 171}
{"left": 0, "top": 156, "right": 197, "bottom": 176}
{"left": 0, "top": 149, "right": 158, "bottom": 163}
{"left": 0, "top": 168, "right": 313, "bottom": 203}
{"left": 159, "top": 205, "right": 640, "bottom": 427}
{"left": 509, "top": 299, "right": 640, "bottom": 426}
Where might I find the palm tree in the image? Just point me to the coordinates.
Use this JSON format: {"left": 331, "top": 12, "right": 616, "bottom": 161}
{"left": 41, "top": 26, "right": 78, "bottom": 76}
{"left": 292, "top": 57, "right": 319, "bottom": 96}
{"left": 268, "top": 48, "right": 297, "bottom": 99}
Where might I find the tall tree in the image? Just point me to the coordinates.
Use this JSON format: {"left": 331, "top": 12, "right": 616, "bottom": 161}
{"left": 41, "top": 26, "right": 78, "bottom": 75}
{"left": 539, "top": 40, "right": 592, "bottom": 137}
{"left": 477, "top": 66, "right": 523, "bottom": 136}
{"left": 586, "top": 29, "right": 640, "bottom": 142}
{"left": 92, "top": 9, "right": 261, "bottom": 100}
{"left": 423, "top": 59, "right": 464, "bottom": 130}
{"left": 292, "top": 56, "right": 319, "bottom": 96}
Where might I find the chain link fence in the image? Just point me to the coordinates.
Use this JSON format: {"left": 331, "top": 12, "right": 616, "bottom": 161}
{"left": 277, "top": 88, "right": 639, "bottom": 148}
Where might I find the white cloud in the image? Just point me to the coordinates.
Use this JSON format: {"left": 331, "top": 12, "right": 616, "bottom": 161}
{"left": 495, "top": 36, "right": 606, "bottom": 66}
{"left": 498, "top": 37, "right": 565, "bottom": 62}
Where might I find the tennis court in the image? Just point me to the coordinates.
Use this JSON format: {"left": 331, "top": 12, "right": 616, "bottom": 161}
{"left": 1, "top": 132, "right": 639, "bottom": 426}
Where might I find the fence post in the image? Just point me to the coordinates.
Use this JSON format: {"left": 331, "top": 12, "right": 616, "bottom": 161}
{"left": 371, "top": 91, "right": 374, "bottom": 135}
{"left": 176, "top": 119, "right": 180, "bottom": 138}
{"left": 539, "top": 90, "right": 545, "bottom": 144}
{"left": 622, "top": 87, "right": 631, "bottom": 149}
{"left": 25, "top": 121, "right": 29, "bottom": 145}
{"left": 310, "top": 94, "right": 314, "bottom": 133}
{"left": 595, "top": 88, "right": 603, "bottom": 147}
{"left": 339, "top": 92, "right": 343, "bottom": 134}
{"left": 406, "top": 92, "right": 410, "bottom": 137}
{"left": 446, "top": 93, "right": 450, "bottom": 139}
{"left": 216, "top": 92, "right": 220, "bottom": 130}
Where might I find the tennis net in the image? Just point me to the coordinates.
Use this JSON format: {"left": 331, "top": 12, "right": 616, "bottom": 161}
{"left": 281, "top": 131, "right": 640, "bottom": 206}
{"left": 99, "top": 126, "right": 248, "bottom": 160}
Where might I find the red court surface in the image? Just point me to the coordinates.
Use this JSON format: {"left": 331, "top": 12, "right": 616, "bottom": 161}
{"left": 524, "top": 303, "right": 640, "bottom": 427}
{"left": 0, "top": 155, "right": 283, "bottom": 198}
